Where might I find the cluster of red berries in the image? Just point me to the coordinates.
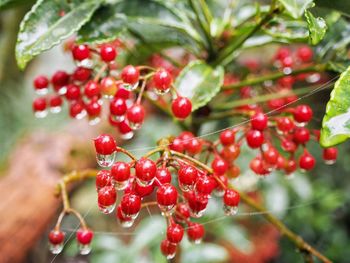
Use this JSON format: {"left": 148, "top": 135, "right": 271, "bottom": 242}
{"left": 92, "top": 134, "right": 240, "bottom": 259}
{"left": 48, "top": 227, "right": 93, "bottom": 255}
{"left": 32, "top": 41, "right": 192, "bottom": 139}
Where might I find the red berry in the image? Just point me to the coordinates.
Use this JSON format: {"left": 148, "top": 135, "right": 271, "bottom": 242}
{"left": 73, "top": 67, "right": 91, "bottom": 82}
{"left": 110, "top": 98, "right": 127, "bottom": 116}
{"left": 195, "top": 175, "right": 216, "bottom": 196}
{"left": 275, "top": 47, "right": 291, "bottom": 60}
{"left": 115, "top": 84, "right": 131, "bottom": 99}
{"left": 153, "top": 69, "right": 172, "bottom": 91}
{"left": 84, "top": 81, "right": 100, "bottom": 99}
{"left": 211, "top": 157, "right": 228, "bottom": 175}
{"left": 100, "top": 76, "right": 117, "bottom": 97}
{"left": 186, "top": 138, "right": 202, "bottom": 155}
{"left": 297, "top": 46, "right": 313, "bottom": 63}
{"left": 276, "top": 117, "right": 294, "bottom": 132}
{"left": 187, "top": 222, "right": 204, "bottom": 243}
{"left": 98, "top": 186, "right": 117, "bottom": 207}
{"left": 246, "top": 130, "right": 264, "bottom": 148}
{"left": 100, "top": 44, "right": 117, "bottom": 62}
{"left": 157, "top": 183, "right": 178, "bottom": 206}
{"left": 116, "top": 204, "right": 132, "bottom": 222}
{"left": 220, "top": 144, "right": 240, "bottom": 162}
{"left": 323, "top": 148, "right": 338, "bottom": 163}
{"left": 174, "top": 203, "right": 190, "bottom": 222}
{"left": 293, "top": 127, "right": 310, "bottom": 144}
{"left": 95, "top": 170, "right": 112, "bottom": 189}
{"left": 49, "top": 95, "right": 63, "bottom": 108}
{"left": 135, "top": 158, "right": 157, "bottom": 183}
{"left": 86, "top": 100, "right": 101, "bottom": 117}
{"left": 278, "top": 76, "right": 295, "bottom": 88}
{"left": 223, "top": 189, "right": 240, "bottom": 207}
{"left": 284, "top": 159, "right": 297, "bottom": 174}
{"left": 155, "top": 167, "right": 172, "bottom": 186}
{"left": 94, "top": 134, "right": 117, "bottom": 155}
{"left": 281, "top": 139, "right": 297, "bottom": 152}
{"left": 76, "top": 229, "right": 93, "bottom": 245}
{"left": 111, "top": 162, "right": 130, "bottom": 182}
{"left": 293, "top": 105, "right": 313, "bottom": 124}
{"left": 171, "top": 97, "right": 192, "bottom": 119}
{"left": 51, "top": 70, "right": 69, "bottom": 87}
{"left": 251, "top": 112, "right": 268, "bottom": 130}
{"left": 186, "top": 191, "right": 208, "bottom": 215}
{"left": 178, "top": 165, "right": 197, "bottom": 187}
{"left": 250, "top": 157, "right": 270, "bottom": 175}
{"left": 299, "top": 152, "right": 315, "bottom": 171}
{"left": 34, "top": 75, "right": 49, "bottom": 90}
{"left": 117, "top": 120, "right": 133, "bottom": 135}
{"left": 72, "top": 44, "right": 90, "bottom": 61}
{"left": 33, "top": 97, "right": 47, "bottom": 112}
{"left": 170, "top": 138, "right": 184, "bottom": 152}
{"left": 281, "top": 56, "right": 293, "bottom": 68}
{"left": 65, "top": 84, "right": 81, "bottom": 101}
{"left": 135, "top": 183, "right": 154, "bottom": 197}
{"left": 49, "top": 230, "right": 65, "bottom": 245}
{"left": 166, "top": 224, "right": 184, "bottom": 243}
{"left": 126, "top": 104, "right": 145, "bottom": 128}
{"left": 263, "top": 146, "right": 279, "bottom": 165}
{"left": 120, "top": 193, "right": 141, "bottom": 217}
{"left": 121, "top": 65, "right": 140, "bottom": 84}
{"left": 160, "top": 239, "right": 177, "bottom": 258}
{"left": 178, "top": 131, "right": 194, "bottom": 147}
{"left": 219, "top": 130, "right": 235, "bottom": 146}
{"left": 69, "top": 101, "right": 85, "bottom": 119}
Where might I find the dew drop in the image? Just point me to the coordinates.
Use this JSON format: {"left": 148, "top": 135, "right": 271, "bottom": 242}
{"left": 96, "top": 152, "right": 115, "bottom": 168}
{"left": 98, "top": 203, "right": 116, "bottom": 214}
{"left": 49, "top": 243, "right": 64, "bottom": 254}
{"left": 78, "top": 244, "right": 91, "bottom": 255}
{"left": 223, "top": 205, "right": 238, "bottom": 216}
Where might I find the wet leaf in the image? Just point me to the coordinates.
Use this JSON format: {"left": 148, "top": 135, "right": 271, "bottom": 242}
{"left": 278, "top": 0, "right": 313, "bottom": 18}
{"left": 305, "top": 9, "right": 327, "bottom": 45}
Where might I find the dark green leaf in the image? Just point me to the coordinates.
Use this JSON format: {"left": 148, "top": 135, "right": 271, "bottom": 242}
{"left": 314, "top": 0, "right": 350, "bottom": 15}
{"left": 78, "top": 0, "right": 202, "bottom": 50}
{"left": 278, "top": 0, "right": 313, "bottom": 18}
{"left": 326, "top": 61, "right": 350, "bottom": 73}
{"left": 305, "top": 9, "right": 327, "bottom": 45}
{"left": 0, "top": 0, "right": 33, "bottom": 9}
{"left": 174, "top": 60, "right": 224, "bottom": 111}
{"left": 320, "top": 66, "right": 350, "bottom": 147}
{"left": 15, "top": 0, "right": 102, "bottom": 69}
{"left": 263, "top": 19, "right": 309, "bottom": 42}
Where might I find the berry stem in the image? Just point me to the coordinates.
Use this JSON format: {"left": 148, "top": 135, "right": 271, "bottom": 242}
{"left": 93, "top": 63, "right": 108, "bottom": 82}
{"left": 136, "top": 80, "right": 147, "bottom": 104}
{"left": 116, "top": 146, "right": 137, "bottom": 161}
{"left": 170, "top": 150, "right": 213, "bottom": 174}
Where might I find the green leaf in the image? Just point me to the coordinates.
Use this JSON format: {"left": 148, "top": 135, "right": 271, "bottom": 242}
{"left": 0, "top": 0, "right": 33, "bottom": 9}
{"left": 78, "top": 0, "right": 202, "bottom": 49}
{"left": 320, "top": 66, "right": 350, "bottom": 147}
{"left": 263, "top": 19, "right": 309, "bottom": 42}
{"left": 174, "top": 60, "right": 224, "bottom": 111}
{"left": 314, "top": 0, "right": 350, "bottom": 16}
{"left": 15, "top": 0, "right": 102, "bottom": 69}
{"left": 305, "top": 9, "right": 327, "bottom": 45}
{"left": 278, "top": 0, "right": 313, "bottom": 18}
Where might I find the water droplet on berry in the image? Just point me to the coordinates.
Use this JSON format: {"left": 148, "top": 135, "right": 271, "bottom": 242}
{"left": 128, "top": 121, "right": 142, "bottom": 130}
{"left": 35, "top": 110, "right": 48, "bottom": 118}
{"left": 111, "top": 114, "right": 125, "bottom": 123}
{"left": 136, "top": 177, "right": 154, "bottom": 187}
{"left": 158, "top": 204, "right": 175, "bottom": 216}
{"left": 189, "top": 208, "right": 206, "bottom": 218}
{"left": 179, "top": 182, "right": 193, "bottom": 192}
{"left": 154, "top": 87, "right": 170, "bottom": 95}
{"left": 166, "top": 253, "right": 176, "bottom": 260}
{"left": 122, "top": 211, "right": 139, "bottom": 220}
{"left": 119, "top": 218, "right": 134, "bottom": 228}
{"left": 96, "top": 152, "right": 115, "bottom": 168}
{"left": 49, "top": 243, "right": 64, "bottom": 254}
{"left": 36, "top": 88, "right": 48, "bottom": 95}
{"left": 88, "top": 116, "right": 101, "bottom": 126}
{"left": 190, "top": 238, "right": 202, "bottom": 244}
{"left": 283, "top": 67, "right": 292, "bottom": 74}
{"left": 78, "top": 243, "right": 92, "bottom": 255}
{"left": 295, "top": 121, "right": 306, "bottom": 127}
{"left": 77, "top": 59, "right": 94, "bottom": 69}
{"left": 98, "top": 203, "right": 116, "bottom": 214}
{"left": 120, "top": 131, "right": 134, "bottom": 140}
{"left": 223, "top": 205, "right": 238, "bottom": 216}
{"left": 74, "top": 109, "right": 87, "bottom": 120}
{"left": 57, "top": 86, "right": 67, "bottom": 95}
{"left": 50, "top": 106, "right": 62, "bottom": 114}
{"left": 114, "top": 179, "right": 129, "bottom": 191}
{"left": 306, "top": 73, "right": 320, "bottom": 83}
{"left": 285, "top": 173, "right": 295, "bottom": 179}
{"left": 122, "top": 81, "right": 139, "bottom": 91}
{"left": 324, "top": 159, "right": 336, "bottom": 165}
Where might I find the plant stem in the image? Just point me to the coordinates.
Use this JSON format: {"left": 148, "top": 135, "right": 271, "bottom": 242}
{"left": 188, "top": 0, "right": 216, "bottom": 58}
{"left": 193, "top": 109, "right": 252, "bottom": 124}
{"left": 232, "top": 186, "right": 332, "bottom": 263}
{"left": 222, "top": 64, "right": 327, "bottom": 90}
{"left": 214, "top": 0, "right": 282, "bottom": 66}
{"left": 214, "top": 84, "right": 333, "bottom": 111}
